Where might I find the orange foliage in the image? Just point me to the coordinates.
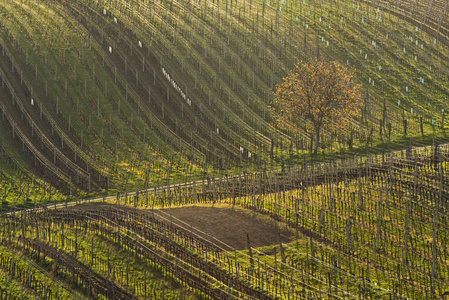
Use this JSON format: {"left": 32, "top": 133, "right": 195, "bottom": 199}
{"left": 270, "top": 58, "right": 361, "bottom": 153}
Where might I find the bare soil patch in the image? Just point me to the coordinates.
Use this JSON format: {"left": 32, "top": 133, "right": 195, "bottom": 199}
{"left": 72, "top": 203, "right": 295, "bottom": 250}
{"left": 157, "top": 205, "right": 294, "bottom": 250}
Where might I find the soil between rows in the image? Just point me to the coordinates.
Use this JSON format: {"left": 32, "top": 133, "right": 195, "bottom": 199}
{"left": 157, "top": 205, "right": 295, "bottom": 250}
{"left": 73, "top": 203, "right": 295, "bottom": 250}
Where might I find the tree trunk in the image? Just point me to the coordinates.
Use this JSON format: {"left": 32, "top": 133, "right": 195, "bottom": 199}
{"left": 310, "top": 133, "right": 314, "bottom": 153}
{"left": 314, "top": 126, "right": 320, "bottom": 154}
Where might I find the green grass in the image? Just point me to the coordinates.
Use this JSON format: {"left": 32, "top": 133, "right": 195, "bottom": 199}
{"left": 0, "top": 244, "right": 76, "bottom": 300}
{"left": 1, "top": 0, "right": 449, "bottom": 203}
{"left": 0, "top": 0, "right": 449, "bottom": 297}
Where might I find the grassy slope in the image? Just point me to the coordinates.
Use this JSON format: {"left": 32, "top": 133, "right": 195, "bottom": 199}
{"left": 0, "top": 2, "right": 449, "bottom": 297}
{"left": 0, "top": 0, "right": 448, "bottom": 202}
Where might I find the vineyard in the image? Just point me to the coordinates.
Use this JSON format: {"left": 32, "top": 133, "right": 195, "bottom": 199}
{"left": 0, "top": 147, "right": 448, "bottom": 298}
{"left": 1, "top": 0, "right": 449, "bottom": 298}
{"left": 0, "top": 0, "right": 448, "bottom": 199}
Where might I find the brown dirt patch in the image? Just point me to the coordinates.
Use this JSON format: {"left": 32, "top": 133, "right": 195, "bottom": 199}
{"left": 156, "top": 205, "right": 294, "bottom": 251}
{"left": 71, "top": 202, "right": 295, "bottom": 251}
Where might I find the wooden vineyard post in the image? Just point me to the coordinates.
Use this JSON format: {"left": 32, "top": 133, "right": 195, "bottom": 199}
{"left": 300, "top": 187, "right": 304, "bottom": 227}
{"left": 205, "top": 248, "right": 208, "bottom": 275}
{"left": 126, "top": 259, "right": 129, "bottom": 290}
{"left": 91, "top": 237, "right": 94, "bottom": 267}
{"left": 21, "top": 211, "right": 25, "bottom": 247}
{"left": 358, "top": 165, "right": 363, "bottom": 210}
{"left": 258, "top": 257, "right": 261, "bottom": 293}
{"left": 12, "top": 248, "right": 15, "bottom": 277}
{"left": 107, "top": 249, "right": 110, "bottom": 278}
{"left": 232, "top": 177, "right": 235, "bottom": 207}
{"left": 431, "top": 160, "right": 442, "bottom": 297}
{"left": 235, "top": 248, "right": 239, "bottom": 291}
{"left": 274, "top": 173, "right": 278, "bottom": 219}
{"left": 28, "top": 259, "right": 32, "bottom": 287}
{"left": 247, "top": 234, "right": 254, "bottom": 268}
{"left": 375, "top": 192, "right": 382, "bottom": 267}
{"left": 347, "top": 192, "right": 355, "bottom": 253}
{"left": 402, "top": 188, "right": 411, "bottom": 279}
{"left": 44, "top": 274, "right": 47, "bottom": 299}
{"left": 144, "top": 270, "right": 147, "bottom": 297}
{"left": 279, "top": 233, "right": 286, "bottom": 263}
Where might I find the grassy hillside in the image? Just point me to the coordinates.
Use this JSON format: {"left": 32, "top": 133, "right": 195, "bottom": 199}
{"left": 1, "top": 148, "right": 449, "bottom": 299}
{"left": 0, "top": 0, "right": 448, "bottom": 201}
{"left": 1, "top": 0, "right": 449, "bottom": 298}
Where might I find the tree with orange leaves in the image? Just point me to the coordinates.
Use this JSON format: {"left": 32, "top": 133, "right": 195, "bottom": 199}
{"left": 271, "top": 58, "right": 362, "bottom": 154}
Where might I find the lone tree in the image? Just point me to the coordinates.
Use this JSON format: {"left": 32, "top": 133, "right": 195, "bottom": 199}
{"left": 271, "top": 58, "right": 361, "bottom": 154}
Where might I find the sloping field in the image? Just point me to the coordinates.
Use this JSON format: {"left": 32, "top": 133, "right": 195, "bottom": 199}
{"left": 1, "top": 148, "right": 449, "bottom": 298}
{"left": 0, "top": 0, "right": 448, "bottom": 202}
{"left": 1, "top": 0, "right": 449, "bottom": 298}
